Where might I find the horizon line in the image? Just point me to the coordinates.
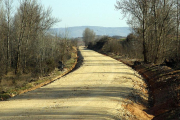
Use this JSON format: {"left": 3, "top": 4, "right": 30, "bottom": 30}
{"left": 51, "top": 26, "right": 130, "bottom": 29}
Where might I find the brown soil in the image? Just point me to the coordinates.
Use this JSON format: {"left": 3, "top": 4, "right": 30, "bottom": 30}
{"left": 123, "top": 103, "right": 154, "bottom": 120}
{"left": 134, "top": 64, "right": 180, "bottom": 120}
{"left": 99, "top": 52, "right": 180, "bottom": 120}
{"left": 121, "top": 69, "right": 154, "bottom": 120}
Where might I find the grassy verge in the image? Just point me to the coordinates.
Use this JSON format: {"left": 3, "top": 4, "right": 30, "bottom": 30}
{"left": 0, "top": 47, "right": 78, "bottom": 101}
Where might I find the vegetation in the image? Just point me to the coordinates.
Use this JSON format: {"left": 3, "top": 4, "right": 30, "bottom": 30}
{"left": 0, "top": 0, "right": 77, "bottom": 99}
{"left": 115, "top": 0, "right": 180, "bottom": 64}
{"left": 86, "top": 2, "right": 180, "bottom": 118}
{"left": 86, "top": 1, "right": 180, "bottom": 119}
{"left": 88, "top": 35, "right": 143, "bottom": 61}
{"left": 82, "top": 28, "right": 96, "bottom": 46}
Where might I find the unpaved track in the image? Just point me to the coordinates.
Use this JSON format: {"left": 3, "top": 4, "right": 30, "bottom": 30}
{"left": 0, "top": 47, "right": 143, "bottom": 120}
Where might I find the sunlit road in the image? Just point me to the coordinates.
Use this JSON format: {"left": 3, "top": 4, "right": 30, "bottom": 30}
{"left": 0, "top": 46, "right": 142, "bottom": 120}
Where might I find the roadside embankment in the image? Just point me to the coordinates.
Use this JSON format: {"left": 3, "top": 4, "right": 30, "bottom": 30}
{"left": 134, "top": 64, "right": 180, "bottom": 120}
{"left": 88, "top": 36, "right": 180, "bottom": 119}
{"left": 100, "top": 53, "right": 154, "bottom": 119}
{"left": 102, "top": 52, "right": 180, "bottom": 119}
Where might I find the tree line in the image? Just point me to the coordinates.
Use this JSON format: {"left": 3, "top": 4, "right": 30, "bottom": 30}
{"left": 0, "top": 0, "right": 76, "bottom": 79}
{"left": 115, "top": 0, "right": 180, "bottom": 64}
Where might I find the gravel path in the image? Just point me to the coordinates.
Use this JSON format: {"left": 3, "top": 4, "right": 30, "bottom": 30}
{"left": 0, "top": 47, "right": 143, "bottom": 120}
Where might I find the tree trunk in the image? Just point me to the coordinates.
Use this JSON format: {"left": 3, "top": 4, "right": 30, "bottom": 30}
{"left": 177, "top": 0, "right": 179, "bottom": 61}
{"left": 143, "top": 0, "right": 148, "bottom": 63}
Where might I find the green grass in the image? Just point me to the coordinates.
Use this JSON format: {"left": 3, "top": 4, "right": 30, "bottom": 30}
{"left": 119, "top": 38, "right": 126, "bottom": 41}
{"left": 0, "top": 93, "right": 10, "bottom": 100}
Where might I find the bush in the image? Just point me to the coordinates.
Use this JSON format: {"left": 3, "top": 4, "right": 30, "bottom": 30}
{"left": 88, "top": 34, "right": 143, "bottom": 60}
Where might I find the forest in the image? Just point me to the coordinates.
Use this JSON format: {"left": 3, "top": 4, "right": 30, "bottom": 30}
{"left": 0, "top": 0, "right": 77, "bottom": 97}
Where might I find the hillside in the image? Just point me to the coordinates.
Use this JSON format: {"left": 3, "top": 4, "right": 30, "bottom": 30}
{"left": 50, "top": 26, "right": 131, "bottom": 38}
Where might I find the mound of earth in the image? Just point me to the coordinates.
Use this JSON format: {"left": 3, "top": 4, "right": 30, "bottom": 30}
{"left": 134, "top": 64, "right": 180, "bottom": 120}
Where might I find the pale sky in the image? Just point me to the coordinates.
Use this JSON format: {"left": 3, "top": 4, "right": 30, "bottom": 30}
{"left": 42, "top": 0, "right": 128, "bottom": 28}
{"left": 14, "top": 0, "right": 128, "bottom": 28}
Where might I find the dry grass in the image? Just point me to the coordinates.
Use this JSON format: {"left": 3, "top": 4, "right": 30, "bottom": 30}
{"left": 0, "top": 47, "right": 77, "bottom": 101}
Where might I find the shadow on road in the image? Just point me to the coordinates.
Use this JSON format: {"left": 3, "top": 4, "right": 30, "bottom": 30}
{"left": 1, "top": 106, "right": 122, "bottom": 120}
{"left": 69, "top": 48, "right": 84, "bottom": 73}
{"left": 11, "top": 85, "right": 147, "bottom": 107}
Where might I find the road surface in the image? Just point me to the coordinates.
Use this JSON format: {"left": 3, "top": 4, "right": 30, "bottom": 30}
{"left": 0, "top": 47, "right": 143, "bottom": 120}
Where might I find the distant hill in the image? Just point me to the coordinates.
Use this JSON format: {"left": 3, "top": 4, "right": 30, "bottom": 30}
{"left": 50, "top": 26, "right": 131, "bottom": 38}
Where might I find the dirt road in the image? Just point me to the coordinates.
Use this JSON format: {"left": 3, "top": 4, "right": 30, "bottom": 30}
{"left": 0, "top": 47, "right": 144, "bottom": 120}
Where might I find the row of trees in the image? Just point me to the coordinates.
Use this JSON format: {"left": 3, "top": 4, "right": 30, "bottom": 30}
{"left": 116, "top": 0, "right": 180, "bottom": 64}
{"left": 87, "top": 34, "right": 143, "bottom": 61}
{"left": 0, "top": 0, "right": 75, "bottom": 78}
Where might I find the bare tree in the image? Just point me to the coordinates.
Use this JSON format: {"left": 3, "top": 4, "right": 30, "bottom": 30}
{"left": 0, "top": 2, "right": 7, "bottom": 76}
{"left": 0, "top": 0, "right": 77, "bottom": 82}
{"left": 14, "top": 0, "right": 59, "bottom": 74}
{"left": 116, "top": 0, "right": 177, "bottom": 64}
{"left": 4, "top": 0, "right": 13, "bottom": 74}
{"left": 116, "top": 0, "right": 151, "bottom": 62}
{"left": 176, "top": 0, "right": 180, "bottom": 59}
{"left": 61, "top": 28, "right": 70, "bottom": 64}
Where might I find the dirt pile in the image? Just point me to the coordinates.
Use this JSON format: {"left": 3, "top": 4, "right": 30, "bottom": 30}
{"left": 122, "top": 71, "right": 154, "bottom": 120}
{"left": 134, "top": 64, "right": 180, "bottom": 120}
